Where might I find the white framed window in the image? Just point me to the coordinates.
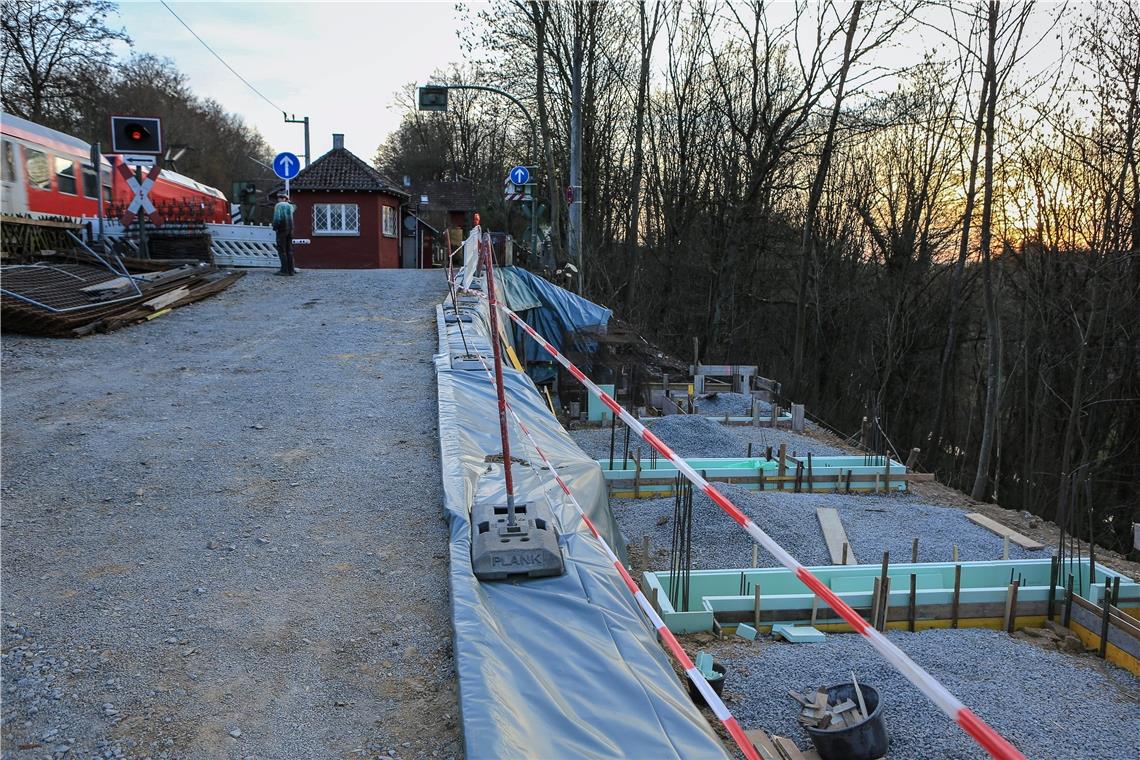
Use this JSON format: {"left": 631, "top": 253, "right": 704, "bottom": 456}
{"left": 55, "top": 156, "right": 77, "bottom": 195}
{"left": 382, "top": 205, "right": 398, "bottom": 238}
{"left": 313, "top": 202, "right": 359, "bottom": 235}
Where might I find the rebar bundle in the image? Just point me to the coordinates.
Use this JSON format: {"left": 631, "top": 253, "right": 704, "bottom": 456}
{"left": 668, "top": 474, "right": 694, "bottom": 613}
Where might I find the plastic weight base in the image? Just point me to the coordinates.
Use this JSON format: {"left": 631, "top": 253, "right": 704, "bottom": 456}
{"left": 451, "top": 354, "right": 490, "bottom": 371}
{"left": 471, "top": 500, "right": 565, "bottom": 581}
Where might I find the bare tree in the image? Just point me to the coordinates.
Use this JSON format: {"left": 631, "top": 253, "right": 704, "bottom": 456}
{"left": 1, "top": 0, "right": 128, "bottom": 125}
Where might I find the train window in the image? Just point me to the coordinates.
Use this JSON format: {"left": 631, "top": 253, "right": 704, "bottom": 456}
{"left": 82, "top": 163, "right": 98, "bottom": 198}
{"left": 55, "top": 157, "right": 78, "bottom": 195}
{"left": 25, "top": 147, "right": 50, "bottom": 190}
{"left": 1, "top": 140, "right": 14, "bottom": 182}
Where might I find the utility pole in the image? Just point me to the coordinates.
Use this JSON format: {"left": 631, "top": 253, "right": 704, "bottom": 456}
{"left": 568, "top": 35, "right": 584, "bottom": 294}
{"left": 284, "top": 113, "right": 310, "bottom": 166}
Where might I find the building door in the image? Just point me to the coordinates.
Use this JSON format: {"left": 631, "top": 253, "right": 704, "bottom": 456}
{"left": 401, "top": 236, "right": 418, "bottom": 268}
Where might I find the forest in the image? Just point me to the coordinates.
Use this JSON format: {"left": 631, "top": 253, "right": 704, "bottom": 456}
{"left": 1, "top": 0, "right": 275, "bottom": 199}
{"left": 375, "top": 0, "right": 1139, "bottom": 553}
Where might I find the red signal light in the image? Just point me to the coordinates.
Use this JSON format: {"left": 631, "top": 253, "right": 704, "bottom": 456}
{"left": 130, "top": 129, "right": 143, "bottom": 140}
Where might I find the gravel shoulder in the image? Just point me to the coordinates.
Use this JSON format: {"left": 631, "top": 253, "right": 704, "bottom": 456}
{"left": 703, "top": 627, "right": 1140, "bottom": 759}
{"left": 2, "top": 270, "right": 458, "bottom": 760}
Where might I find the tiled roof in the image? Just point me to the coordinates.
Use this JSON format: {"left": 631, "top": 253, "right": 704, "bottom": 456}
{"left": 283, "top": 148, "right": 408, "bottom": 196}
{"left": 406, "top": 180, "right": 476, "bottom": 212}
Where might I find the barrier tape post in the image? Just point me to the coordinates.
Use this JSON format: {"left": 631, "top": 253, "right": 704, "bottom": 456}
{"left": 482, "top": 291, "right": 1026, "bottom": 760}
{"left": 449, "top": 271, "right": 760, "bottom": 760}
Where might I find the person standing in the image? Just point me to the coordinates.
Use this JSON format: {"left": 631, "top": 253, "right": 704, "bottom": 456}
{"left": 272, "top": 192, "right": 296, "bottom": 275}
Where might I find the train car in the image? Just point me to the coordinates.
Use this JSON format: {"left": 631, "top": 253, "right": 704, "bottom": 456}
{"left": 0, "top": 111, "right": 229, "bottom": 223}
{"left": 1, "top": 111, "right": 111, "bottom": 218}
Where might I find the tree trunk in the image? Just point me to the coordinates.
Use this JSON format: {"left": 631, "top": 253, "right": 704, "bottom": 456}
{"left": 620, "top": 1, "right": 662, "bottom": 316}
{"left": 530, "top": 1, "right": 565, "bottom": 266}
{"left": 971, "top": 0, "right": 1001, "bottom": 502}
{"left": 791, "top": 1, "right": 863, "bottom": 398}
{"left": 931, "top": 65, "right": 989, "bottom": 453}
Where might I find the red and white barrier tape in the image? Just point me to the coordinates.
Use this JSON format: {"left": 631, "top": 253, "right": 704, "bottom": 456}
{"left": 451, "top": 307, "right": 761, "bottom": 760}
{"left": 476, "top": 290, "right": 1025, "bottom": 760}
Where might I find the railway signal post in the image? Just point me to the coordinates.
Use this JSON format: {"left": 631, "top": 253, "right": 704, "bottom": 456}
{"left": 111, "top": 116, "right": 164, "bottom": 259}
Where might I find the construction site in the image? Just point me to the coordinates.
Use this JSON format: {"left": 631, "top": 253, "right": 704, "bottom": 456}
{"left": 3, "top": 228, "right": 1138, "bottom": 760}
{"left": 3, "top": 1, "right": 1140, "bottom": 758}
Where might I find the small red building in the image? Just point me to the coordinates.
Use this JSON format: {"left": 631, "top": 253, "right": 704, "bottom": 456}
{"left": 403, "top": 179, "right": 476, "bottom": 268}
{"left": 285, "top": 135, "right": 408, "bottom": 269}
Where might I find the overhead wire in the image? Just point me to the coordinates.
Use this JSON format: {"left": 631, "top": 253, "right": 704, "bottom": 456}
{"left": 159, "top": 1, "right": 286, "bottom": 114}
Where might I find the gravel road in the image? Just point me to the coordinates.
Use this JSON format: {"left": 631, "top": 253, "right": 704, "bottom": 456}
{"left": 2, "top": 270, "right": 458, "bottom": 760}
{"left": 710, "top": 628, "right": 1140, "bottom": 759}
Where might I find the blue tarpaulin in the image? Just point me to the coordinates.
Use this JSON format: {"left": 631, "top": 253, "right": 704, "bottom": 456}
{"left": 497, "top": 267, "right": 611, "bottom": 372}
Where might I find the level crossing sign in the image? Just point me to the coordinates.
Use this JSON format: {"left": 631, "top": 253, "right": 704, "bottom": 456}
{"left": 116, "top": 162, "right": 164, "bottom": 227}
{"left": 503, "top": 177, "right": 529, "bottom": 202}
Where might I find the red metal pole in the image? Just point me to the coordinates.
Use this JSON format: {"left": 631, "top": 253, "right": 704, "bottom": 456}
{"left": 482, "top": 233, "right": 517, "bottom": 525}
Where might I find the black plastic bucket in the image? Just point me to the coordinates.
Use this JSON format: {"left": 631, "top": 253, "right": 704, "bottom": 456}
{"left": 804, "top": 683, "right": 888, "bottom": 760}
{"left": 687, "top": 663, "right": 726, "bottom": 708}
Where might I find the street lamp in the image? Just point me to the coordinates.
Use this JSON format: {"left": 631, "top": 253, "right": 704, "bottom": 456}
{"left": 417, "top": 84, "right": 539, "bottom": 263}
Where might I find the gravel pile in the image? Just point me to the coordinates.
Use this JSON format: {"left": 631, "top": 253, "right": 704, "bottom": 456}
{"left": 712, "top": 628, "right": 1140, "bottom": 759}
{"left": 2, "top": 270, "right": 459, "bottom": 759}
{"left": 616, "top": 485, "right": 1043, "bottom": 571}
{"left": 694, "top": 392, "right": 768, "bottom": 416}
{"left": 571, "top": 414, "right": 747, "bottom": 460}
{"left": 728, "top": 426, "right": 850, "bottom": 458}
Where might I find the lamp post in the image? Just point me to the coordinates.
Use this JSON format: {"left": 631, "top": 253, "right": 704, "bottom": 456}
{"left": 418, "top": 84, "right": 538, "bottom": 262}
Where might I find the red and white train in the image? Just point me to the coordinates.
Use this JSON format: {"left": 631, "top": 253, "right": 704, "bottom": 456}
{"left": 1, "top": 111, "right": 230, "bottom": 224}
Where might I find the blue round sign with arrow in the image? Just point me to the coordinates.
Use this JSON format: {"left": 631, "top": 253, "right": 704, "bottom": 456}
{"left": 508, "top": 165, "right": 530, "bottom": 186}
{"left": 273, "top": 152, "right": 301, "bottom": 180}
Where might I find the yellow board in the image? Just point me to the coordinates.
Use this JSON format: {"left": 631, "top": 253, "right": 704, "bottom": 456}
{"left": 1070, "top": 620, "right": 1140, "bottom": 675}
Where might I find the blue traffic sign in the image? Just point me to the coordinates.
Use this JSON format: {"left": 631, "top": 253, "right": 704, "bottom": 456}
{"left": 273, "top": 152, "right": 301, "bottom": 180}
{"left": 509, "top": 165, "right": 530, "bottom": 185}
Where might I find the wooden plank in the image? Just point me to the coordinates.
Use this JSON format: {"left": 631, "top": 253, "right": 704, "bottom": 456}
{"left": 0, "top": 214, "right": 81, "bottom": 229}
{"left": 80, "top": 276, "right": 132, "bottom": 293}
{"left": 772, "top": 735, "right": 810, "bottom": 760}
{"left": 1070, "top": 593, "right": 1140, "bottom": 638}
{"left": 743, "top": 730, "right": 782, "bottom": 760}
{"left": 965, "top": 513, "right": 1045, "bottom": 550}
{"left": 142, "top": 286, "right": 190, "bottom": 311}
{"left": 816, "top": 507, "right": 858, "bottom": 565}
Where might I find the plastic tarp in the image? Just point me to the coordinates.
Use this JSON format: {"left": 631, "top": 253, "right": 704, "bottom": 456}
{"left": 499, "top": 266, "right": 611, "bottom": 368}
{"left": 435, "top": 292, "right": 729, "bottom": 759}
{"left": 494, "top": 266, "right": 542, "bottom": 312}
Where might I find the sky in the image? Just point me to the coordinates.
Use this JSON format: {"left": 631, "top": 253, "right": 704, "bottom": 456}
{"left": 111, "top": 1, "right": 1071, "bottom": 168}
{"left": 115, "top": 1, "right": 472, "bottom": 160}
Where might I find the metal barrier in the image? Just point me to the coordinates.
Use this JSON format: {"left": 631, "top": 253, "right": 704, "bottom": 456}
{"left": 88, "top": 219, "right": 281, "bottom": 268}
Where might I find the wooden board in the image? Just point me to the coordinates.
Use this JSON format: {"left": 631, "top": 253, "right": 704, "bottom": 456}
{"left": 744, "top": 730, "right": 782, "bottom": 760}
{"left": 965, "top": 513, "right": 1045, "bottom": 550}
{"left": 744, "top": 730, "right": 820, "bottom": 760}
{"left": 817, "top": 507, "right": 858, "bottom": 565}
{"left": 143, "top": 286, "right": 190, "bottom": 311}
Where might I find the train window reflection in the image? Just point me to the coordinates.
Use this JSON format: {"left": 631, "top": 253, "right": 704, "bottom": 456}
{"left": 55, "top": 156, "right": 77, "bottom": 195}
{"left": 25, "top": 148, "right": 50, "bottom": 190}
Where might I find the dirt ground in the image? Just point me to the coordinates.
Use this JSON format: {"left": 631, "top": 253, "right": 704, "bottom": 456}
{"left": 2, "top": 270, "right": 459, "bottom": 760}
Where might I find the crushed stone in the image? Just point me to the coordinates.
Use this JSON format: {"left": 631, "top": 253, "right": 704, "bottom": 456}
{"left": 615, "top": 485, "right": 1045, "bottom": 571}
{"left": 712, "top": 628, "right": 1140, "bottom": 759}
